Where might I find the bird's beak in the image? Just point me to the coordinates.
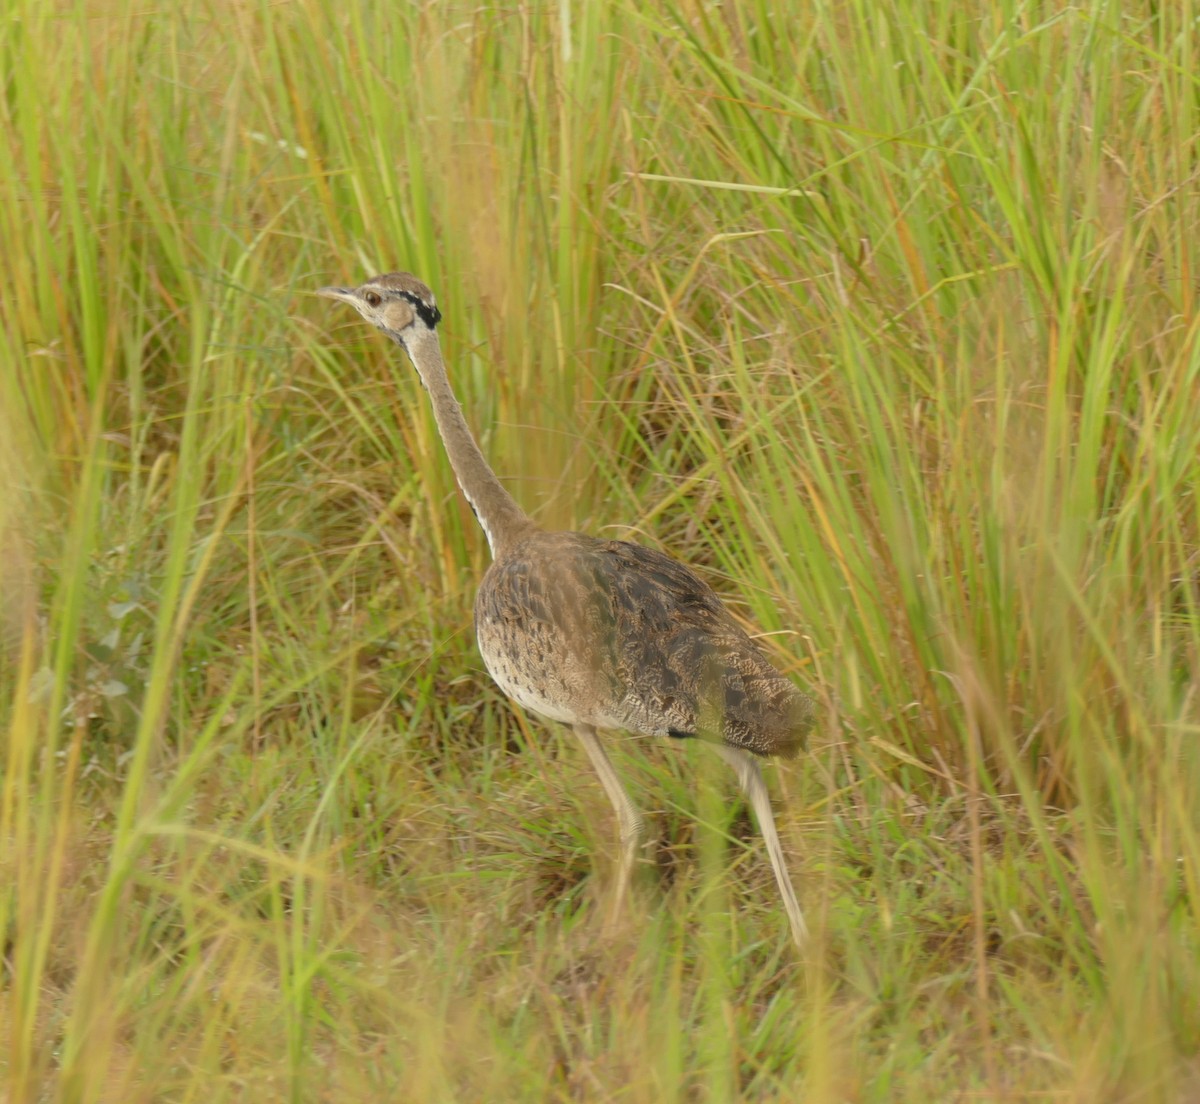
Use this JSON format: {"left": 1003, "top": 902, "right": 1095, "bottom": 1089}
{"left": 315, "top": 286, "right": 356, "bottom": 303}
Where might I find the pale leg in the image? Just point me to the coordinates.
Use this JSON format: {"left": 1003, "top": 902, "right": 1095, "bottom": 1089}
{"left": 574, "top": 724, "right": 645, "bottom": 928}
{"left": 712, "top": 744, "right": 808, "bottom": 947}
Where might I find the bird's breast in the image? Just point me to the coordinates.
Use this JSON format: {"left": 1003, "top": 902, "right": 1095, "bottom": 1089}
{"left": 475, "top": 612, "right": 586, "bottom": 724}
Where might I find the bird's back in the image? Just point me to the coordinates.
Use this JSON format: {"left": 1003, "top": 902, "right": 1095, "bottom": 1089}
{"left": 474, "top": 531, "right": 813, "bottom": 756}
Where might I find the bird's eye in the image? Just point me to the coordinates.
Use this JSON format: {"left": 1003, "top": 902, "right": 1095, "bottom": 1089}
{"left": 364, "top": 291, "right": 382, "bottom": 307}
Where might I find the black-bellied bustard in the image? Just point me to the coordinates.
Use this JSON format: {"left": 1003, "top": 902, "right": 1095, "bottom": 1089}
{"left": 317, "top": 272, "right": 815, "bottom": 945}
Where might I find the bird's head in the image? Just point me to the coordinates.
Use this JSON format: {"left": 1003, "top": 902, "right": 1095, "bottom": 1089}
{"left": 316, "top": 272, "right": 442, "bottom": 348}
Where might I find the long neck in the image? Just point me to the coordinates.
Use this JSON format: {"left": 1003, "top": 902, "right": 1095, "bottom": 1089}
{"left": 401, "top": 326, "right": 535, "bottom": 558}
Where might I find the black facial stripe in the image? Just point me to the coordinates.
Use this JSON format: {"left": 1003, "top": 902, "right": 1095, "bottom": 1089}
{"left": 396, "top": 290, "right": 442, "bottom": 329}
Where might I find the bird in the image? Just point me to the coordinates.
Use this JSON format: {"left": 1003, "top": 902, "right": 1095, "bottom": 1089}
{"left": 317, "top": 271, "right": 815, "bottom": 945}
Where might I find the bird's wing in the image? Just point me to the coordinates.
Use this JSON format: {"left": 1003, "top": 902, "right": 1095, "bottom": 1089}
{"left": 586, "top": 538, "right": 811, "bottom": 756}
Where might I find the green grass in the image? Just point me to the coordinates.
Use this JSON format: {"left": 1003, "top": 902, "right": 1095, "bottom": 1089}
{"left": 2, "top": 0, "right": 1199, "bottom": 1099}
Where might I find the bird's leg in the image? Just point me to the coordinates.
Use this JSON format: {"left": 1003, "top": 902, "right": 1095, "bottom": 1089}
{"left": 712, "top": 744, "right": 808, "bottom": 947}
{"left": 573, "top": 724, "right": 645, "bottom": 929}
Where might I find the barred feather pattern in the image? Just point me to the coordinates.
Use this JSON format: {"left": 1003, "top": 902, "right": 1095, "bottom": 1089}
{"left": 475, "top": 531, "right": 813, "bottom": 757}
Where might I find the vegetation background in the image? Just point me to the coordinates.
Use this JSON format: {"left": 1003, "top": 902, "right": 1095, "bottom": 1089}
{"left": 2, "top": 0, "right": 1198, "bottom": 1099}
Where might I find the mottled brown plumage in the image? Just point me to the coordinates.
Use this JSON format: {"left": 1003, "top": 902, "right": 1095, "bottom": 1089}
{"left": 317, "top": 271, "right": 814, "bottom": 945}
{"left": 476, "top": 532, "right": 812, "bottom": 755}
